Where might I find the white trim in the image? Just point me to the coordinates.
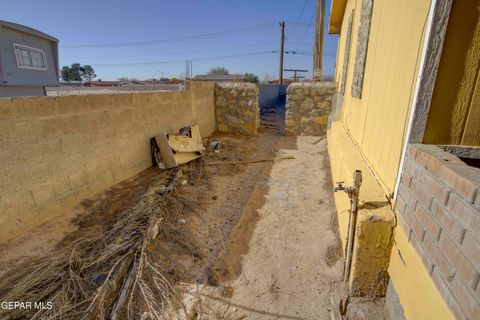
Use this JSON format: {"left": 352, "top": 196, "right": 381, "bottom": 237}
{"left": 393, "top": 0, "right": 437, "bottom": 202}
{"left": 13, "top": 43, "right": 48, "bottom": 71}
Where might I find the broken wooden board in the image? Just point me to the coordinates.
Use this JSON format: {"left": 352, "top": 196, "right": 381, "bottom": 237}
{"left": 174, "top": 152, "right": 202, "bottom": 165}
{"left": 168, "top": 125, "right": 205, "bottom": 153}
{"left": 155, "top": 133, "right": 178, "bottom": 169}
{"left": 155, "top": 125, "right": 205, "bottom": 169}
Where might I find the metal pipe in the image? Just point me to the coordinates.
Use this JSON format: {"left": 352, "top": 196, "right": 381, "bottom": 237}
{"left": 334, "top": 170, "right": 362, "bottom": 283}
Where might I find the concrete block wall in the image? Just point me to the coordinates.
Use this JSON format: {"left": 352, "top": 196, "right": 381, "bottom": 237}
{"left": 395, "top": 143, "right": 480, "bottom": 319}
{"left": 46, "top": 84, "right": 184, "bottom": 96}
{"left": 214, "top": 83, "right": 259, "bottom": 134}
{"left": 285, "top": 82, "right": 336, "bottom": 136}
{"left": 0, "top": 81, "right": 216, "bottom": 244}
{"left": 189, "top": 81, "right": 216, "bottom": 137}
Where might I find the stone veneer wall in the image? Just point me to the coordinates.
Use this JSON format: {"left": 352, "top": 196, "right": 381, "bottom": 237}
{"left": 396, "top": 144, "right": 480, "bottom": 319}
{"left": 285, "top": 82, "right": 336, "bottom": 136}
{"left": 214, "top": 83, "right": 259, "bottom": 134}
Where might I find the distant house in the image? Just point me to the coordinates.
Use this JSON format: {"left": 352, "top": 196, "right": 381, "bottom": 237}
{"left": 192, "top": 74, "right": 247, "bottom": 82}
{"left": 83, "top": 81, "right": 121, "bottom": 87}
{"left": 0, "top": 20, "right": 59, "bottom": 97}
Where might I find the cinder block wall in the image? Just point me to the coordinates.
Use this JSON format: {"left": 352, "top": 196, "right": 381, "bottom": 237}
{"left": 0, "top": 82, "right": 216, "bottom": 244}
{"left": 395, "top": 144, "right": 480, "bottom": 319}
{"left": 190, "top": 81, "right": 216, "bottom": 136}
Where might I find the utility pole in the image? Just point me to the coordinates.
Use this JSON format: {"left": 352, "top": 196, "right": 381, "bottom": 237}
{"left": 279, "top": 21, "right": 285, "bottom": 85}
{"left": 284, "top": 69, "right": 308, "bottom": 82}
{"left": 313, "top": 0, "right": 325, "bottom": 81}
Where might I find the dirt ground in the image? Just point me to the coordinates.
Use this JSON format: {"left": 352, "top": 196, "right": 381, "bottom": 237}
{"left": 189, "top": 136, "right": 344, "bottom": 320}
{"left": 0, "top": 123, "right": 386, "bottom": 319}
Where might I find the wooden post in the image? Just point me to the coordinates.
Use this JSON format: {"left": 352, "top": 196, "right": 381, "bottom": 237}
{"left": 313, "top": 0, "right": 325, "bottom": 81}
{"left": 279, "top": 21, "right": 285, "bottom": 84}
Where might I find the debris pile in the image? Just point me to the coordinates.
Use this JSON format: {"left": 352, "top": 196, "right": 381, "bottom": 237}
{"left": 0, "top": 166, "right": 199, "bottom": 320}
{"left": 151, "top": 125, "right": 205, "bottom": 169}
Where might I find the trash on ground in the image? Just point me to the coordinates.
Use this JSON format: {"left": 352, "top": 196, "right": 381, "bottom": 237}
{"left": 151, "top": 125, "right": 205, "bottom": 169}
{"left": 207, "top": 155, "right": 295, "bottom": 165}
{"left": 211, "top": 140, "right": 220, "bottom": 150}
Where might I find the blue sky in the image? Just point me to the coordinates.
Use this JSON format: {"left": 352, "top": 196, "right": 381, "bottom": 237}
{"left": 1, "top": 0, "right": 338, "bottom": 81}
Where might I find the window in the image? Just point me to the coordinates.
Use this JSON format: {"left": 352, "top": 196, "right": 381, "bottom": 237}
{"left": 340, "top": 10, "right": 355, "bottom": 94}
{"left": 13, "top": 43, "right": 48, "bottom": 70}
{"left": 351, "top": 0, "right": 374, "bottom": 98}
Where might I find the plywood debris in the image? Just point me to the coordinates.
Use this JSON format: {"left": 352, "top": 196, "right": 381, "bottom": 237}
{"left": 153, "top": 125, "right": 205, "bottom": 169}
{"left": 169, "top": 125, "right": 205, "bottom": 153}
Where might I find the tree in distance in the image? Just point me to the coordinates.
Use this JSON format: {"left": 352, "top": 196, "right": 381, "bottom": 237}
{"left": 60, "top": 63, "right": 97, "bottom": 82}
{"left": 244, "top": 72, "right": 259, "bottom": 83}
{"left": 208, "top": 67, "right": 229, "bottom": 75}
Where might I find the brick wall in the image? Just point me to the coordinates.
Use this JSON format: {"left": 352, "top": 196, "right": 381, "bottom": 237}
{"left": 395, "top": 144, "right": 480, "bottom": 319}
{"left": 0, "top": 81, "right": 216, "bottom": 244}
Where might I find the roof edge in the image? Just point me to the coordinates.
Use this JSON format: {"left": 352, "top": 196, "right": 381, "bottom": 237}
{"left": 328, "top": 0, "right": 348, "bottom": 34}
{"left": 0, "top": 20, "right": 58, "bottom": 42}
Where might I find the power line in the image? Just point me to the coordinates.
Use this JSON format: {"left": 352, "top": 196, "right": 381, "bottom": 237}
{"left": 293, "top": 0, "right": 309, "bottom": 31}
{"left": 61, "top": 23, "right": 276, "bottom": 48}
{"left": 297, "top": 13, "right": 315, "bottom": 51}
{"left": 284, "top": 21, "right": 316, "bottom": 28}
{"left": 61, "top": 42, "right": 279, "bottom": 60}
{"left": 60, "top": 50, "right": 332, "bottom": 66}
{"left": 285, "top": 51, "right": 312, "bottom": 56}
{"left": 89, "top": 50, "right": 278, "bottom": 67}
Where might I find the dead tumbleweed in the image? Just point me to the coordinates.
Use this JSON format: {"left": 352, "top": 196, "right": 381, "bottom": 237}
{"left": 0, "top": 167, "right": 200, "bottom": 320}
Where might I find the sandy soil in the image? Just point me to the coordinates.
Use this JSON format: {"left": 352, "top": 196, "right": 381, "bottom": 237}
{"left": 177, "top": 136, "right": 344, "bottom": 320}
{"left": 226, "top": 137, "right": 343, "bottom": 319}
{"left": 0, "top": 125, "right": 385, "bottom": 319}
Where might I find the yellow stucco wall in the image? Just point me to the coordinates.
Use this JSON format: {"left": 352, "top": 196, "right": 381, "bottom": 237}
{"left": 334, "top": 0, "right": 431, "bottom": 194}
{"left": 330, "top": 0, "right": 456, "bottom": 318}
{"left": 423, "top": 0, "right": 480, "bottom": 146}
{"left": 388, "top": 223, "right": 455, "bottom": 320}
{"left": 328, "top": 122, "right": 396, "bottom": 296}
{"left": 328, "top": 121, "right": 454, "bottom": 319}
{"left": 0, "top": 81, "right": 216, "bottom": 244}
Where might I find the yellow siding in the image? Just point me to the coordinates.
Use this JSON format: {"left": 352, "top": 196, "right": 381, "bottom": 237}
{"left": 423, "top": 0, "right": 480, "bottom": 146}
{"left": 330, "top": 0, "right": 456, "bottom": 318}
{"left": 336, "top": 0, "right": 431, "bottom": 193}
{"left": 328, "top": 122, "right": 455, "bottom": 320}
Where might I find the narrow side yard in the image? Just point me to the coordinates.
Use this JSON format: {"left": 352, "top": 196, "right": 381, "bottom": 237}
{"left": 0, "top": 126, "right": 385, "bottom": 319}
{"left": 189, "top": 137, "right": 343, "bottom": 320}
